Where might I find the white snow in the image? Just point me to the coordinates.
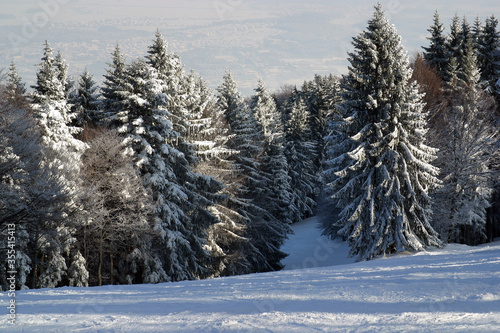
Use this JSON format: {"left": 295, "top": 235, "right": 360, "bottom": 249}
{"left": 281, "top": 217, "right": 356, "bottom": 270}
{"left": 2, "top": 217, "right": 500, "bottom": 332}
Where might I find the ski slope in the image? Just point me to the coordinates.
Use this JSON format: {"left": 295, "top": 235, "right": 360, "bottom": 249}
{"left": 1, "top": 217, "right": 500, "bottom": 332}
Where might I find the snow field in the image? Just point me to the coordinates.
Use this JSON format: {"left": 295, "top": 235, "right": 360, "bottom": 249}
{"left": 1, "top": 218, "right": 499, "bottom": 332}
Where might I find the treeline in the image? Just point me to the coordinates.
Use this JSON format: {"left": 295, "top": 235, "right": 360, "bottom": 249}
{"left": 1, "top": 6, "right": 499, "bottom": 289}
{"left": 417, "top": 11, "right": 500, "bottom": 244}
{"left": 0, "top": 30, "right": 339, "bottom": 289}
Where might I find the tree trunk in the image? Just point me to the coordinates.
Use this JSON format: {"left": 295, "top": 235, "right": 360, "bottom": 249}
{"left": 98, "top": 230, "right": 103, "bottom": 286}
{"left": 110, "top": 253, "right": 114, "bottom": 285}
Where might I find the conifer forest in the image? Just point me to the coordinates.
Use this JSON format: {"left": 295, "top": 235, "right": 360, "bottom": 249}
{"left": 1, "top": 4, "right": 499, "bottom": 290}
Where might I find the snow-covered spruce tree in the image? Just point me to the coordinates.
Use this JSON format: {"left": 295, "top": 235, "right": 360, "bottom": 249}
{"left": 67, "top": 251, "right": 88, "bottom": 287}
{"left": 251, "top": 80, "right": 295, "bottom": 225}
{"left": 444, "top": 15, "right": 463, "bottom": 83}
{"left": 184, "top": 74, "right": 256, "bottom": 277}
{"left": 70, "top": 69, "right": 100, "bottom": 128}
{"left": 477, "top": 15, "right": 500, "bottom": 94}
{"left": 54, "top": 51, "right": 74, "bottom": 100}
{"left": 461, "top": 37, "right": 482, "bottom": 87}
{"left": 218, "top": 71, "right": 246, "bottom": 127}
{"left": 284, "top": 97, "right": 317, "bottom": 222}
{"left": 144, "top": 31, "right": 234, "bottom": 279}
{"left": 112, "top": 58, "right": 221, "bottom": 281}
{"left": 457, "top": 17, "right": 481, "bottom": 85}
{"left": 30, "top": 41, "right": 88, "bottom": 287}
{"left": 443, "top": 16, "right": 481, "bottom": 86}
{"left": 472, "top": 16, "right": 483, "bottom": 48}
{"left": 218, "top": 72, "right": 289, "bottom": 272}
{"left": 323, "top": 5, "right": 442, "bottom": 261}
{"left": 31, "top": 42, "right": 85, "bottom": 171}
{"left": 32, "top": 41, "right": 65, "bottom": 104}
{"left": 100, "top": 44, "right": 127, "bottom": 125}
{"left": 145, "top": 30, "right": 188, "bottom": 138}
{"left": 299, "top": 74, "right": 341, "bottom": 173}
{"left": 423, "top": 11, "right": 448, "bottom": 77}
{"left": 5, "top": 62, "right": 27, "bottom": 103}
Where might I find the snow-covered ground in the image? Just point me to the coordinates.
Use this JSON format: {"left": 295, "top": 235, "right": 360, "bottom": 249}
{"left": 1, "top": 217, "right": 499, "bottom": 332}
{"left": 281, "top": 217, "right": 356, "bottom": 270}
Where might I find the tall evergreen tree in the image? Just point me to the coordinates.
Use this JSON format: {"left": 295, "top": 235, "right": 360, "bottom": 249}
{"left": 459, "top": 32, "right": 481, "bottom": 86}
{"left": 143, "top": 31, "right": 236, "bottom": 279}
{"left": 5, "top": 62, "right": 26, "bottom": 102}
{"left": 478, "top": 15, "right": 500, "bottom": 93}
{"left": 54, "top": 51, "right": 74, "bottom": 99}
{"left": 100, "top": 44, "right": 127, "bottom": 124}
{"left": 444, "top": 15, "right": 463, "bottom": 83}
{"left": 423, "top": 11, "right": 448, "bottom": 77}
{"left": 218, "top": 73, "right": 290, "bottom": 272}
{"left": 145, "top": 31, "right": 195, "bottom": 161}
{"left": 70, "top": 69, "right": 100, "bottom": 127}
{"left": 300, "top": 74, "right": 341, "bottom": 173}
{"left": 251, "top": 80, "right": 295, "bottom": 225}
{"left": 285, "top": 97, "right": 317, "bottom": 222}
{"left": 217, "top": 71, "right": 245, "bottom": 127}
{"left": 472, "top": 16, "right": 483, "bottom": 48}
{"left": 29, "top": 41, "right": 88, "bottom": 287}
{"left": 32, "top": 41, "right": 65, "bottom": 104}
{"left": 114, "top": 59, "right": 220, "bottom": 281}
{"left": 186, "top": 74, "right": 257, "bottom": 277}
{"left": 323, "top": 5, "right": 442, "bottom": 261}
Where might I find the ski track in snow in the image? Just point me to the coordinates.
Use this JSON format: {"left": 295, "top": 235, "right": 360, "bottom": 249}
{"left": 1, "top": 217, "right": 500, "bottom": 332}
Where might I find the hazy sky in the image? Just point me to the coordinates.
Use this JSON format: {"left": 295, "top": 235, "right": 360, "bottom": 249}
{"left": 0, "top": 0, "right": 498, "bottom": 95}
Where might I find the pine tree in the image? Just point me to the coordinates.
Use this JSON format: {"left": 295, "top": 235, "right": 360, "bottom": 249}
{"left": 445, "top": 15, "right": 463, "bottom": 83}
{"left": 100, "top": 44, "right": 127, "bottom": 124}
{"left": 145, "top": 31, "right": 194, "bottom": 161}
{"left": 218, "top": 73, "right": 289, "bottom": 272}
{"left": 423, "top": 11, "right": 448, "bottom": 77}
{"left": 0, "top": 89, "right": 35, "bottom": 290}
{"left": 251, "top": 80, "right": 295, "bottom": 225}
{"left": 472, "top": 16, "right": 483, "bottom": 48}
{"left": 5, "top": 62, "right": 26, "bottom": 102}
{"left": 477, "top": 15, "right": 500, "bottom": 93}
{"left": 299, "top": 74, "right": 341, "bottom": 173}
{"left": 459, "top": 33, "right": 481, "bottom": 86}
{"left": 32, "top": 41, "right": 65, "bottom": 104}
{"left": 323, "top": 4, "right": 442, "bottom": 261}
{"left": 285, "top": 97, "right": 317, "bottom": 222}
{"left": 445, "top": 55, "right": 461, "bottom": 89}
{"left": 71, "top": 69, "right": 100, "bottom": 127}
{"left": 217, "top": 71, "right": 246, "bottom": 127}
{"left": 67, "top": 251, "right": 88, "bottom": 287}
{"left": 29, "top": 41, "right": 88, "bottom": 288}
{"left": 144, "top": 31, "right": 234, "bottom": 279}
{"left": 187, "top": 75, "right": 254, "bottom": 277}
{"left": 54, "top": 51, "right": 74, "bottom": 99}
{"left": 146, "top": 29, "right": 181, "bottom": 79}
{"left": 113, "top": 58, "right": 221, "bottom": 281}
{"left": 0, "top": 100, "right": 82, "bottom": 289}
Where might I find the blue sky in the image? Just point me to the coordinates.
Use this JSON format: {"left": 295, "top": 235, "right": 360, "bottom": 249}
{"left": 0, "top": 0, "right": 498, "bottom": 95}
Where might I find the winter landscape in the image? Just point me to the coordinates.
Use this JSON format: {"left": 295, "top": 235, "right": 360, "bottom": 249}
{"left": 1, "top": 0, "right": 500, "bottom": 332}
